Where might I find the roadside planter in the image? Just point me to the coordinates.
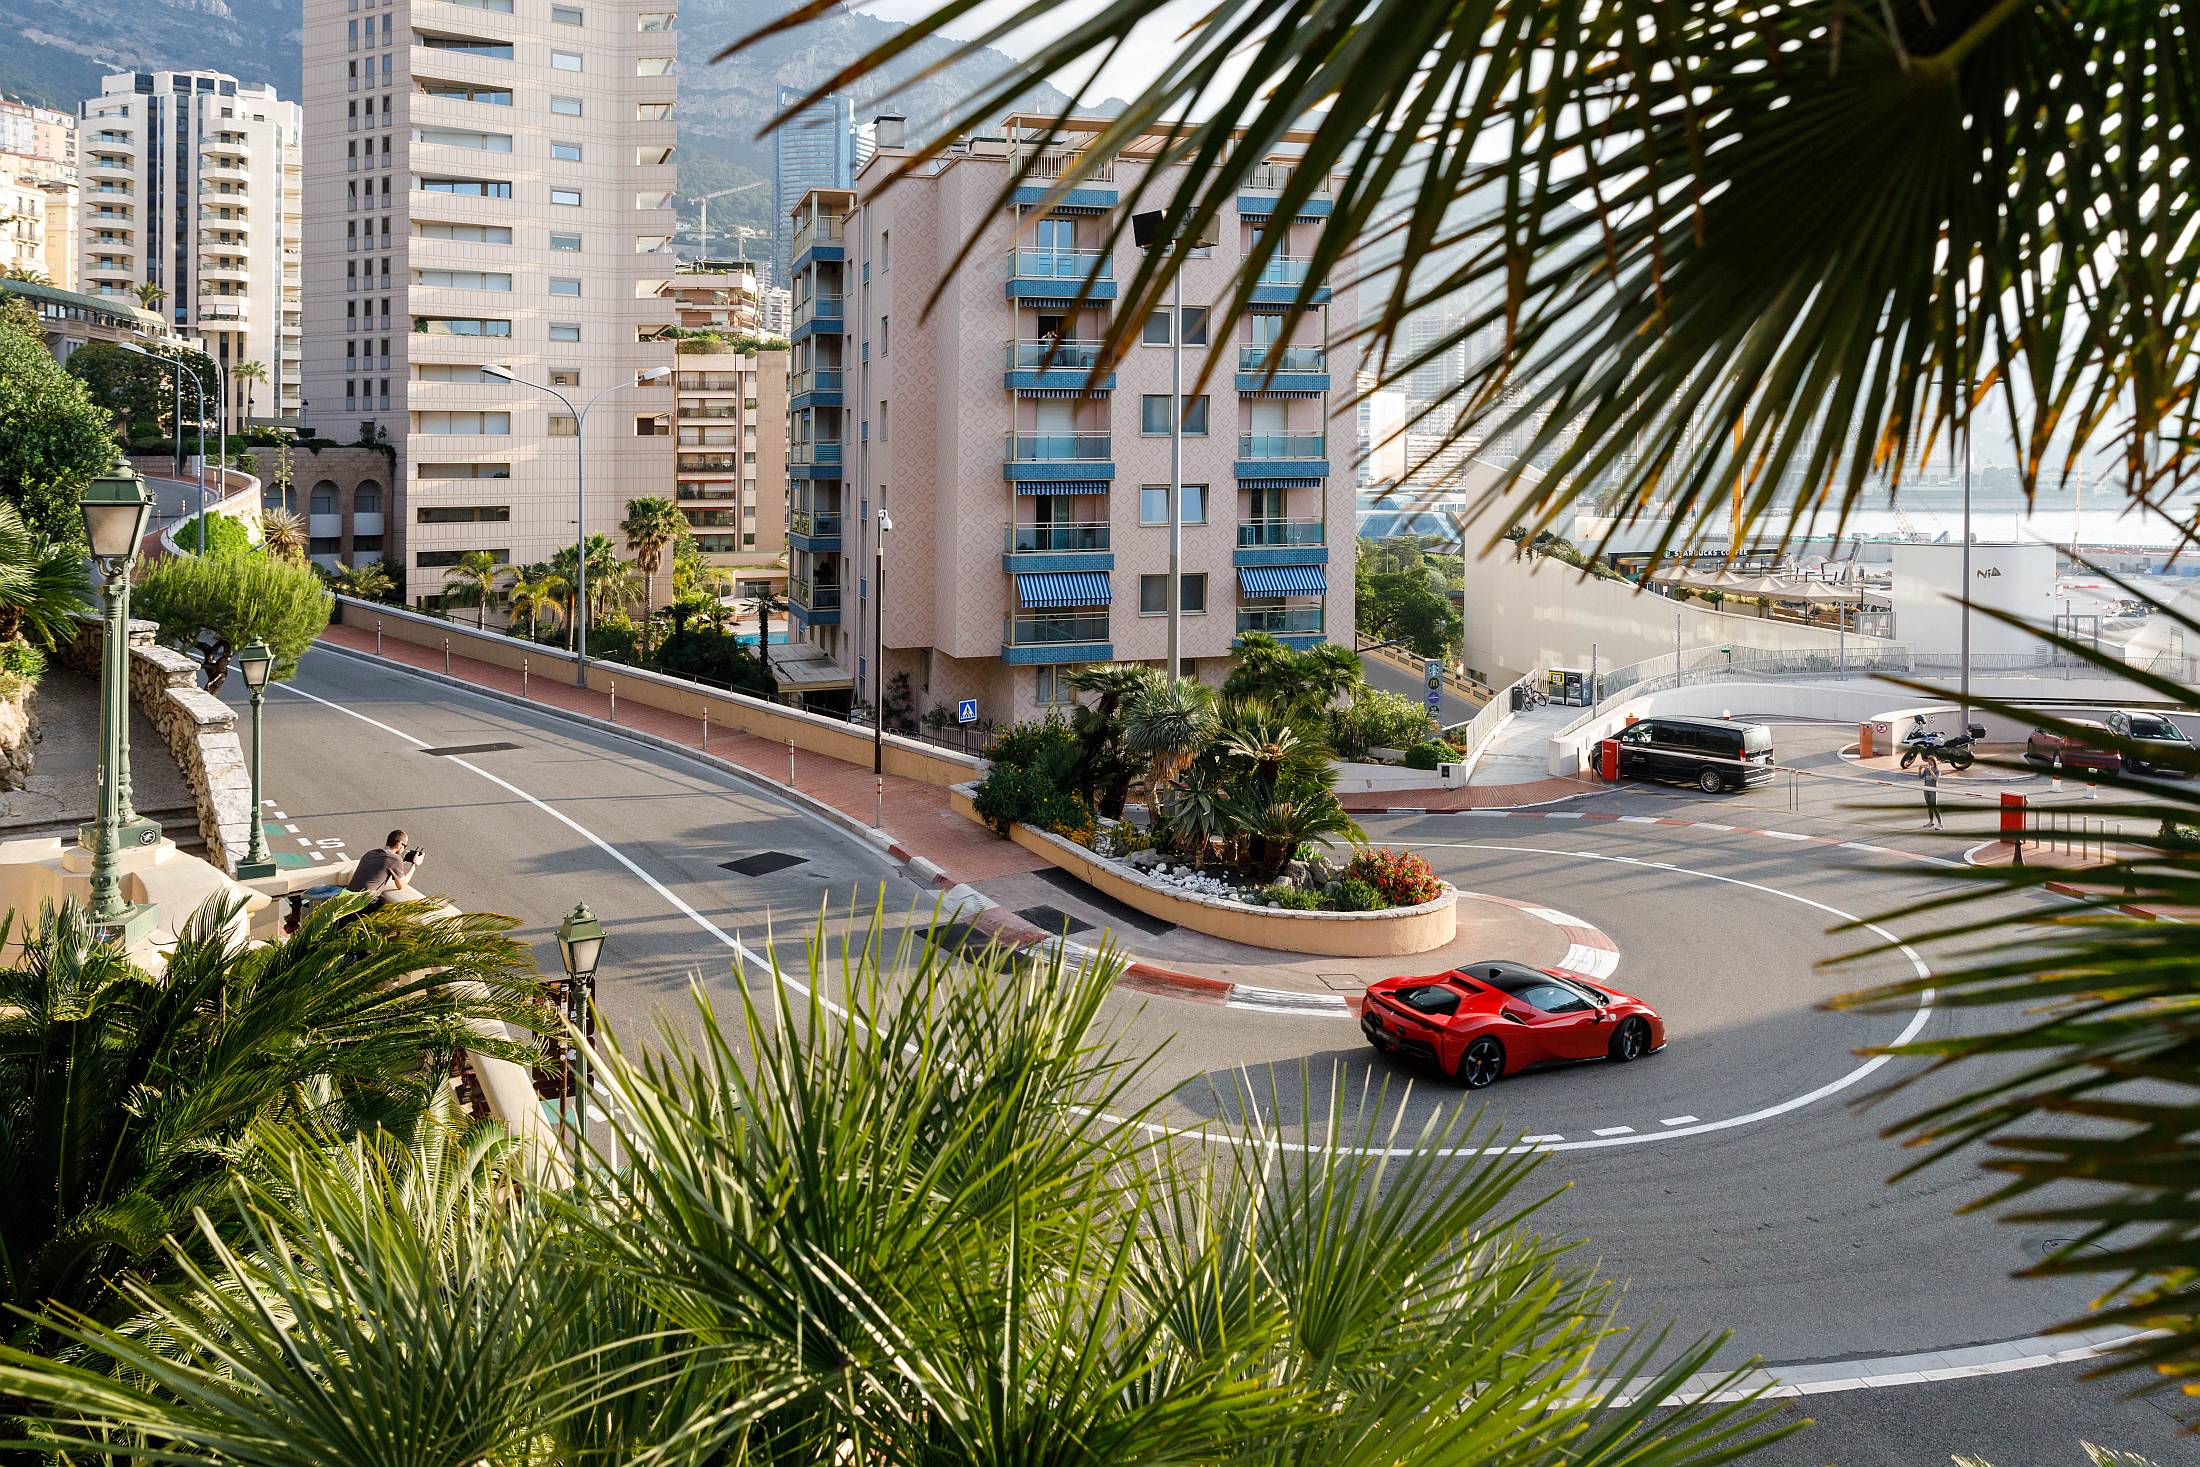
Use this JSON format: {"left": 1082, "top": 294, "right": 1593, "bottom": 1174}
{"left": 950, "top": 783, "right": 1459, "bottom": 956}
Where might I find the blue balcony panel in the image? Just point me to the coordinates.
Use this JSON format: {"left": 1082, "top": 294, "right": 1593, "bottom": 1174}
{"left": 1011, "top": 184, "right": 1118, "bottom": 210}
{"left": 788, "top": 530, "right": 842, "bottom": 554}
{"left": 1003, "top": 551, "right": 1117, "bottom": 574}
{"left": 789, "top": 316, "right": 844, "bottom": 345}
{"left": 1006, "top": 369, "right": 1116, "bottom": 393}
{"left": 1005, "top": 278, "right": 1119, "bottom": 302}
{"left": 792, "top": 241, "right": 845, "bottom": 273}
{"left": 789, "top": 602, "right": 842, "bottom": 628}
{"left": 1005, "top": 461, "right": 1116, "bottom": 484}
{"left": 1002, "top": 640, "right": 1113, "bottom": 666}
{"left": 1246, "top": 283, "right": 1333, "bottom": 307}
{"left": 788, "top": 388, "right": 844, "bottom": 410}
{"left": 788, "top": 463, "right": 845, "bottom": 481}
{"left": 1261, "top": 632, "right": 1325, "bottom": 650}
{"left": 1232, "top": 543, "right": 1330, "bottom": 569}
{"left": 1236, "top": 194, "right": 1334, "bottom": 220}
{"left": 1234, "top": 371, "right": 1329, "bottom": 395}
{"left": 1235, "top": 459, "right": 1330, "bottom": 480}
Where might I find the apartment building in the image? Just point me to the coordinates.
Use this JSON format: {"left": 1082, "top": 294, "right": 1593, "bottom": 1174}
{"left": 785, "top": 116, "right": 1355, "bottom": 726}
{"left": 1, "top": 96, "right": 78, "bottom": 290}
{"left": 663, "top": 257, "right": 786, "bottom": 593}
{"left": 770, "top": 85, "right": 854, "bottom": 289}
{"left": 299, "top": 0, "right": 679, "bottom": 598}
{"left": 76, "top": 71, "right": 304, "bottom": 425}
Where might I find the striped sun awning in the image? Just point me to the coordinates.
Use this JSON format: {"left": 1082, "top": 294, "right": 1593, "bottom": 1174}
{"left": 1016, "top": 571, "right": 1113, "bottom": 608}
{"left": 1014, "top": 480, "right": 1110, "bottom": 496}
{"left": 1238, "top": 564, "right": 1328, "bottom": 595}
{"left": 1237, "top": 477, "right": 1325, "bottom": 490}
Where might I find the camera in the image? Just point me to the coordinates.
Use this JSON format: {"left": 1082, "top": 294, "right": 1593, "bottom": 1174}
{"left": 405, "top": 848, "right": 424, "bottom": 863}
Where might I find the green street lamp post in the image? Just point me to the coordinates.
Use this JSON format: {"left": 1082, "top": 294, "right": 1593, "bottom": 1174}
{"left": 555, "top": 902, "right": 606, "bottom": 1167}
{"left": 235, "top": 640, "right": 277, "bottom": 879}
{"left": 78, "top": 459, "right": 157, "bottom": 944}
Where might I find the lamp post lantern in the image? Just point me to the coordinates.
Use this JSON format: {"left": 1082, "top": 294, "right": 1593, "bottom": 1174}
{"left": 555, "top": 901, "right": 607, "bottom": 1167}
{"left": 235, "top": 639, "right": 278, "bottom": 879}
{"left": 78, "top": 459, "right": 157, "bottom": 943}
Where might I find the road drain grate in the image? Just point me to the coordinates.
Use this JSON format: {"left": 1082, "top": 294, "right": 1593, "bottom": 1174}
{"left": 419, "top": 742, "right": 523, "bottom": 757}
{"left": 721, "top": 851, "right": 810, "bottom": 878}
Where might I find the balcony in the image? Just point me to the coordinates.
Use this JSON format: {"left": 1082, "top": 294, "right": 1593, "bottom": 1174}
{"left": 790, "top": 292, "right": 844, "bottom": 343}
{"left": 1003, "top": 612, "right": 1113, "bottom": 665}
{"left": 1009, "top": 149, "right": 1118, "bottom": 210}
{"left": 201, "top": 264, "right": 251, "bottom": 285}
{"left": 1003, "top": 431, "right": 1114, "bottom": 487}
{"left": 1248, "top": 256, "right": 1331, "bottom": 306}
{"left": 1236, "top": 604, "right": 1325, "bottom": 645}
{"left": 679, "top": 404, "right": 743, "bottom": 420}
{"left": 1234, "top": 517, "right": 1328, "bottom": 568}
{"left": 1237, "top": 162, "right": 1337, "bottom": 220}
{"left": 1236, "top": 343, "right": 1330, "bottom": 393}
{"left": 790, "top": 212, "right": 846, "bottom": 270}
{"left": 1236, "top": 432, "right": 1330, "bottom": 480}
{"left": 789, "top": 578, "right": 842, "bottom": 626}
{"left": 1004, "top": 339, "right": 1113, "bottom": 392}
{"left": 677, "top": 455, "right": 742, "bottom": 474}
{"left": 788, "top": 366, "right": 843, "bottom": 408}
{"left": 788, "top": 439, "right": 843, "bottom": 479}
{"left": 199, "top": 161, "right": 252, "bottom": 185}
{"left": 1003, "top": 520, "right": 1113, "bottom": 572}
{"left": 788, "top": 510, "right": 842, "bottom": 553}
{"left": 1006, "top": 248, "right": 1117, "bottom": 302}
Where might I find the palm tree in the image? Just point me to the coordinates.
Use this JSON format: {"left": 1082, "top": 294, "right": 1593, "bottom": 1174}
{"left": 440, "top": 550, "right": 505, "bottom": 630}
{"left": 746, "top": 584, "right": 787, "bottom": 672}
{"left": 591, "top": 558, "right": 646, "bottom": 622}
{"left": 327, "top": 559, "right": 393, "bottom": 603}
{"left": 0, "top": 893, "right": 540, "bottom": 1339}
{"left": 549, "top": 535, "right": 619, "bottom": 650}
{"left": 0, "top": 501, "right": 88, "bottom": 651}
{"left": 231, "top": 358, "right": 268, "bottom": 422}
{"left": 0, "top": 909, "right": 1788, "bottom": 1463}
{"left": 130, "top": 280, "right": 165, "bottom": 313}
{"left": 619, "top": 496, "right": 686, "bottom": 609}
{"left": 1123, "top": 676, "right": 1216, "bottom": 792}
{"left": 505, "top": 563, "right": 564, "bottom": 644}
{"left": 257, "top": 507, "right": 307, "bottom": 560}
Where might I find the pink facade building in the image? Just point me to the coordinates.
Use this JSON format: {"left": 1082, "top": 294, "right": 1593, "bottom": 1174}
{"left": 785, "top": 115, "right": 1355, "bottom": 726}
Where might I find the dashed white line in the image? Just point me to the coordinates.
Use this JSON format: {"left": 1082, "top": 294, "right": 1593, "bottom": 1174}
{"left": 1618, "top": 815, "right": 1661, "bottom": 824}
{"left": 1592, "top": 1125, "right": 1635, "bottom": 1137}
{"left": 295, "top": 836, "right": 313, "bottom": 846}
{"left": 1520, "top": 1133, "right": 1566, "bottom": 1145}
{"left": 1691, "top": 822, "right": 1735, "bottom": 832}
{"left": 283, "top": 823, "right": 300, "bottom": 833}
{"left": 1661, "top": 1115, "right": 1699, "bottom": 1126}
{"left": 1543, "top": 812, "right": 1583, "bottom": 820}
{"left": 1762, "top": 830, "right": 1810, "bottom": 841}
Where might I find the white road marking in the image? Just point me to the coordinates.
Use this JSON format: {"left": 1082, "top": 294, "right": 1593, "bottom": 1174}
{"left": 1617, "top": 815, "right": 1661, "bottom": 824}
{"left": 295, "top": 837, "right": 313, "bottom": 846}
{"left": 1519, "top": 1134, "right": 1566, "bottom": 1145}
{"left": 310, "top": 852, "right": 325, "bottom": 862}
{"left": 1558, "top": 945, "right": 1619, "bottom": 979}
{"left": 1660, "top": 1115, "right": 1699, "bottom": 1126}
{"left": 1691, "top": 822, "right": 1735, "bottom": 832}
{"left": 1591, "top": 1125, "right": 1634, "bottom": 1137}
{"left": 1543, "top": 812, "right": 1583, "bottom": 820}
{"left": 283, "top": 823, "right": 300, "bottom": 833}
{"left": 1762, "top": 830, "right": 1810, "bottom": 841}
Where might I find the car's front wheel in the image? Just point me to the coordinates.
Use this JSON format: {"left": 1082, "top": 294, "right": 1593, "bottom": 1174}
{"left": 1697, "top": 767, "right": 1726, "bottom": 794}
{"left": 1609, "top": 1017, "right": 1652, "bottom": 1062}
{"left": 1455, "top": 1035, "right": 1505, "bottom": 1089}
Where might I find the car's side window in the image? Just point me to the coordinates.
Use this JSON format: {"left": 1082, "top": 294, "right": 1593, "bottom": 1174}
{"left": 1517, "top": 982, "right": 1588, "bottom": 1014}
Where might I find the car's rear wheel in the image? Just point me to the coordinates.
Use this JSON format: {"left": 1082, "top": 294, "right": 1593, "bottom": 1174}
{"left": 1697, "top": 767, "right": 1725, "bottom": 794}
{"left": 1456, "top": 1035, "right": 1505, "bottom": 1089}
{"left": 1609, "top": 1017, "right": 1652, "bottom": 1062}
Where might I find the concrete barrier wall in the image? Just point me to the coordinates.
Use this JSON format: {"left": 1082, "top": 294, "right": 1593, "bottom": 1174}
{"left": 331, "top": 598, "right": 982, "bottom": 789}
{"left": 949, "top": 784, "right": 1460, "bottom": 957}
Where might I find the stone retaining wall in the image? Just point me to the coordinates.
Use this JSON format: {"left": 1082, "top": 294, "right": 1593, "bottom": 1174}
{"left": 61, "top": 616, "right": 252, "bottom": 870}
{"left": 949, "top": 784, "right": 1460, "bottom": 957}
{"left": 0, "top": 675, "right": 36, "bottom": 791}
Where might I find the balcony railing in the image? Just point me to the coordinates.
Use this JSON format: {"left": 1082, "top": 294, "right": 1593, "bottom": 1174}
{"left": 678, "top": 455, "right": 741, "bottom": 472}
{"left": 1006, "top": 339, "right": 1104, "bottom": 371}
{"left": 679, "top": 405, "right": 742, "bottom": 419}
{"left": 1009, "top": 248, "right": 1113, "bottom": 284}
{"left": 790, "top": 579, "right": 843, "bottom": 611}
{"left": 1242, "top": 161, "right": 1333, "bottom": 195}
{"left": 1236, "top": 605, "right": 1325, "bottom": 636}
{"left": 1005, "top": 432, "right": 1110, "bottom": 463}
{"left": 1006, "top": 613, "right": 1110, "bottom": 646}
{"left": 1255, "top": 256, "right": 1313, "bottom": 287}
{"left": 789, "top": 440, "right": 843, "bottom": 466}
{"left": 1019, "top": 149, "right": 1115, "bottom": 182}
{"left": 1005, "top": 522, "right": 1110, "bottom": 554}
{"left": 789, "top": 367, "right": 843, "bottom": 394}
{"left": 792, "top": 294, "right": 845, "bottom": 330}
{"left": 1237, "top": 518, "right": 1324, "bottom": 548}
{"left": 790, "top": 511, "right": 842, "bottom": 537}
{"left": 1238, "top": 433, "right": 1326, "bottom": 459}
{"left": 1238, "top": 345, "right": 1327, "bottom": 373}
{"left": 790, "top": 212, "right": 846, "bottom": 259}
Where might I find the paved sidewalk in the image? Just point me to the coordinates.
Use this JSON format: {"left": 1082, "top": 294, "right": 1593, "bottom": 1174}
{"left": 0, "top": 668, "right": 194, "bottom": 840}
{"left": 1469, "top": 700, "right": 1582, "bottom": 786}
{"left": 316, "top": 624, "right": 1045, "bottom": 883}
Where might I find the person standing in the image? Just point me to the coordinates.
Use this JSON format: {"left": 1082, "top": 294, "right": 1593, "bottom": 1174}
{"left": 1919, "top": 755, "right": 1943, "bottom": 830}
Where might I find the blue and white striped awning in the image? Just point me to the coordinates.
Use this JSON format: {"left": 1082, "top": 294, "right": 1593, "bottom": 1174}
{"left": 1238, "top": 564, "right": 1328, "bottom": 595}
{"left": 1237, "top": 477, "right": 1325, "bottom": 490}
{"left": 1016, "top": 571, "right": 1113, "bottom": 608}
{"left": 1014, "top": 479, "right": 1109, "bottom": 496}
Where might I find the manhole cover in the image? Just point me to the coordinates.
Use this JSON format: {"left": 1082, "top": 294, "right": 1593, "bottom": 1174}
{"left": 1318, "top": 972, "right": 1365, "bottom": 992}
{"left": 721, "top": 851, "right": 810, "bottom": 878}
{"left": 419, "top": 742, "right": 523, "bottom": 757}
{"left": 1016, "top": 904, "right": 1093, "bottom": 937}
{"left": 2020, "top": 1235, "right": 2116, "bottom": 1265}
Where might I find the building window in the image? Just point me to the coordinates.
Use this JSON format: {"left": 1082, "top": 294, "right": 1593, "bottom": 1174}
{"left": 549, "top": 277, "right": 581, "bottom": 296}
{"left": 550, "top": 140, "right": 581, "bottom": 161}
{"left": 418, "top": 462, "right": 512, "bottom": 479}
{"left": 550, "top": 187, "right": 581, "bottom": 206}
{"left": 418, "top": 177, "right": 512, "bottom": 198}
{"left": 550, "top": 95, "right": 583, "bottom": 116}
{"left": 1140, "top": 307, "right": 1209, "bottom": 346}
{"left": 548, "top": 414, "right": 578, "bottom": 436}
{"left": 1139, "top": 483, "right": 1209, "bottom": 525}
{"left": 415, "top": 548, "right": 511, "bottom": 569}
{"left": 415, "top": 268, "right": 512, "bottom": 290}
{"left": 1139, "top": 572, "right": 1207, "bottom": 616}
{"left": 635, "top": 56, "right": 673, "bottom": 75}
{"left": 879, "top": 229, "right": 890, "bottom": 271}
{"left": 551, "top": 49, "right": 583, "bottom": 71}
{"left": 549, "top": 369, "right": 580, "bottom": 386}
{"left": 551, "top": 3, "right": 583, "bottom": 21}
{"left": 636, "top": 101, "right": 671, "bottom": 120}
{"left": 1036, "top": 665, "right": 1079, "bottom": 705}
{"left": 549, "top": 232, "right": 581, "bottom": 251}
{"left": 634, "top": 414, "right": 669, "bottom": 436}
{"left": 414, "top": 316, "right": 512, "bottom": 336}
{"left": 1140, "top": 394, "right": 1210, "bottom": 435}
{"left": 548, "top": 322, "right": 581, "bottom": 341}
{"left": 416, "top": 505, "right": 511, "bottom": 523}
{"left": 417, "top": 410, "right": 512, "bottom": 434}
{"left": 637, "top": 11, "right": 673, "bottom": 29}
{"left": 412, "top": 127, "right": 514, "bottom": 152}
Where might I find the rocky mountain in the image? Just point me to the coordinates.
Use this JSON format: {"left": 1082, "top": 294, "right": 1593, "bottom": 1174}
{"left": 0, "top": 0, "right": 1095, "bottom": 237}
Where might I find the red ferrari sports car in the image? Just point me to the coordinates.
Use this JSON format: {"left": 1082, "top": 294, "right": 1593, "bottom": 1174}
{"left": 1360, "top": 961, "right": 1665, "bottom": 1089}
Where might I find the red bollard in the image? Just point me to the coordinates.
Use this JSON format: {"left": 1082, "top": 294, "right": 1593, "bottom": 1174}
{"left": 1599, "top": 738, "right": 1620, "bottom": 782}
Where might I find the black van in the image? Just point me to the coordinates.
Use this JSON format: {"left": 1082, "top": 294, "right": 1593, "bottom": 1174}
{"left": 1610, "top": 716, "right": 1776, "bottom": 792}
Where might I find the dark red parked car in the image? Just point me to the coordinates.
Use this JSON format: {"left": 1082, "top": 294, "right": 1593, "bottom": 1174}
{"left": 1361, "top": 961, "right": 1665, "bottom": 1089}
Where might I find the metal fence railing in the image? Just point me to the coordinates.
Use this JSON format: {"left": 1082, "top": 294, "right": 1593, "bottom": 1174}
{"left": 1442, "top": 668, "right": 1542, "bottom": 767}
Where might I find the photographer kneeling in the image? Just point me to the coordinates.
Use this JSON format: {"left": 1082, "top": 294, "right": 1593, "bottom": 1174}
{"left": 345, "top": 828, "right": 425, "bottom": 906}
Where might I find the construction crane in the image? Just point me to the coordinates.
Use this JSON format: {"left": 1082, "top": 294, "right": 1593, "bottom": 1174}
{"left": 687, "top": 180, "right": 769, "bottom": 262}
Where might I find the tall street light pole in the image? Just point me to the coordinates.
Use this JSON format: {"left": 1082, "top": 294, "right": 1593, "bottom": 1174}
{"left": 873, "top": 507, "right": 891, "bottom": 774}
{"left": 556, "top": 902, "right": 606, "bottom": 1172}
{"left": 78, "top": 459, "right": 156, "bottom": 945}
{"left": 235, "top": 640, "right": 277, "bottom": 879}
{"left": 485, "top": 365, "right": 672, "bottom": 689}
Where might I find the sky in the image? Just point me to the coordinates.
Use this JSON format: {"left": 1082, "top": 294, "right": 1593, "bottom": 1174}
{"left": 851, "top": 0, "right": 1200, "bottom": 112}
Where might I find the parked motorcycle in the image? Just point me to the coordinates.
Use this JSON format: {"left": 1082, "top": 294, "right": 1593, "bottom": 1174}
{"left": 1899, "top": 715, "right": 1986, "bottom": 771}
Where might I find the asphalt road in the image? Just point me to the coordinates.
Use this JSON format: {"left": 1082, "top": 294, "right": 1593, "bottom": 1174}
{"left": 1359, "top": 648, "right": 1483, "bottom": 725}
{"left": 239, "top": 661, "right": 2191, "bottom": 1466}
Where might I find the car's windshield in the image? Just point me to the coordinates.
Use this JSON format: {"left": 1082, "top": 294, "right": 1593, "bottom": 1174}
{"left": 1484, "top": 970, "right": 1604, "bottom": 1011}
{"left": 2129, "top": 714, "right": 2183, "bottom": 740}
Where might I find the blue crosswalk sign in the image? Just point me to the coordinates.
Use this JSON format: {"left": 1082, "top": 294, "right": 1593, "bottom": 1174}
{"left": 957, "top": 698, "right": 978, "bottom": 725}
